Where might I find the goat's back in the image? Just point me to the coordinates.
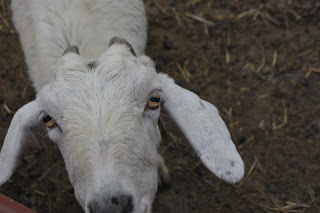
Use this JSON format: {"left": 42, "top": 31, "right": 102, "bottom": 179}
{"left": 11, "top": 0, "right": 147, "bottom": 91}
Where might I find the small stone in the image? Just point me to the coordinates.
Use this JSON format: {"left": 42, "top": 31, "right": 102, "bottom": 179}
{"left": 238, "top": 135, "right": 247, "bottom": 143}
{"left": 298, "top": 79, "right": 309, "bottom": 87}
{"left": 258, "top": 120, "right": 265, "bottom": 129}
{"left": 311, "top": 124, "right": 320, "bottom": 134}
{"left": 189, "top": 67, "right": 195, "bottom": 74}
{"left": 162, "top": 37, "right": 172, "bottom": 50}
{"left": 305, "top": 130, "right": 312, "bottom": 139}
{"left": 169, "top": 0, "right": 176, "bottom": 6}
{"left": 194, "top": 164, "right": 204, "bottom": 177}
{"left": 202, "top": 43, "right": 209, "bottom": 51}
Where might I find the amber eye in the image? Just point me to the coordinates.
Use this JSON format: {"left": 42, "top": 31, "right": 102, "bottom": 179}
{"left": 148, "top": 94, "right": 160, "bottom": 109}
{"left": 42, "top": 113, "right": 56, "bottom": 128}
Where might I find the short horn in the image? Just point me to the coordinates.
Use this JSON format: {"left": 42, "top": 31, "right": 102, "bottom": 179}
{"left": 109, "top": 37, "right": 136, "bottom": 56}
{"left": 63, "top": 45, "right": 80, "bottom": 55}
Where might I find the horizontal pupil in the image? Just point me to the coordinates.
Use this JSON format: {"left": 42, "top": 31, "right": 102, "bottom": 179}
{"left": 43, "top": 115, "right": 52, "bottom": 123}
{"left": 150, "top": 96, "right": 160, "bottom": 102}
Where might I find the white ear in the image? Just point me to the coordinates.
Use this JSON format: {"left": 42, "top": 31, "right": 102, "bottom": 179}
{"left": 0, "top": 101, "right": 42, "bottom": 186}
{"left": 160, "top": 75, "right": 244, "bottom": 183}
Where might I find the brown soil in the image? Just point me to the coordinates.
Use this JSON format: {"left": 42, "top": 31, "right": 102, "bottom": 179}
{"left": 1, "top": 0, "right": 320, "bottom": 212}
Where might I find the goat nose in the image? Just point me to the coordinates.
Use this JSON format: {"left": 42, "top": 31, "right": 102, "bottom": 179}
{"left": 87, "top": 194, "right": 134, "bottom": 213}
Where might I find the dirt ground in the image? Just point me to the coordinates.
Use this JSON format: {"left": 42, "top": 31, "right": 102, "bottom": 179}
{"left": 0, "top": 0, "right": 320, "bottom": 212}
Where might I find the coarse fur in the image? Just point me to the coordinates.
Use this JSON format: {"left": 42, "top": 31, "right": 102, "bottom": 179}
{"left": 0, "top": 0, "right": 245, "bottom": 212}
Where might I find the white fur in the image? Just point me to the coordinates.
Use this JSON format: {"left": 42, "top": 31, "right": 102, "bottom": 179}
{"left": 11, "top": 0, "right": 147, "bottom": 91}
{"left": 0, "top": 0, "right": 245, "bottom": 212}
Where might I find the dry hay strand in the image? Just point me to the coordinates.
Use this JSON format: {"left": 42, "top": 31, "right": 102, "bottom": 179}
{"left": 238, "top": 135, "right": 255, "bottom": 149}
{"left": 153, "top": 0, "right": 167, "bottom": 14}
{"left": 272, "top": 50, "right": 277, "bottom": 66}
{"left": 260, "top": 201, "right": 311, "bottom": 213}
{"left": 31, "top": 161, "right": 62, "bottom": 188}
{"left": 185, "top": 12, "right": 216, "bottom": 27}
{"left": 273, "top": 101, "right": 288, "bottom": 130}
{"left": 235, "top": 158, "right": 257, "bottom": 188}
{"left": 305, "top": 67, "right": 320, "bottom": 79}
{"left": 176, "top": 62, "right": 191, "bottom": 84}
{"left": 2, "top": 103, "right": 13, "bottom": 114}
{"left": 208, "top": 5, "right": 303, "bottom": 27}
{"left": 22, "top": 81, "right": 31, "bottom": 98}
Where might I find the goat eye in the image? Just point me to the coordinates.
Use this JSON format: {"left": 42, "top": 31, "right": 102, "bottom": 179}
{"left": 42, "top": 113, "right": 56, "bottom": 128}
{"left": 148, "top": 94, "right": 160, "bottom": 109}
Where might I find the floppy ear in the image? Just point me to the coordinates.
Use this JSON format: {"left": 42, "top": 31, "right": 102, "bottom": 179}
{"left": 160, "top": 75, "right": 244, "bottom": 183}
{"left": 0, "top": 101, "right": 42, "bottom": 186}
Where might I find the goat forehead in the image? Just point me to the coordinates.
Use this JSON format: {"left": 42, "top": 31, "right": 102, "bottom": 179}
{"left": 53, "top": 56, "right": 156, "bottom": 105}
{"left": 49, "top": 57, "right": 157, "bottom": 133}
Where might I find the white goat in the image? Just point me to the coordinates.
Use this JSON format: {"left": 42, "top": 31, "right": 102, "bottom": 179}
{"left": 0, "top": 0, "right": 244, "bottom": 212}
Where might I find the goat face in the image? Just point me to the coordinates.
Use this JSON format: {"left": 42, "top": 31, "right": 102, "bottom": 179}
{"left": 0, "top": 39, "right": 244, "bottom": 213}
{"left": 39, "top": 43, "right": 161, "bottom": 212}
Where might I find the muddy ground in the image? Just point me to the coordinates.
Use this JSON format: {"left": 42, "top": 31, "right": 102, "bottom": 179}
{"left": 0, "top": 0, "right": 320, "bottom": 212}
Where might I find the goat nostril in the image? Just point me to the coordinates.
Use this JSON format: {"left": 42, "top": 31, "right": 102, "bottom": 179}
{"left": 113, "top": 195, "right": 133, "bottom": 212}
{"left": 112, "top": 195, "right": 133, "bottom": 212}
{"left": 111, "top": 196, "right": 119, "bottom": 205}
{"left": 126, "top": 196, "right": 133, "bottom": 212}
{"left": 87, "top": 203, "right": 94, "bottom": 213}
{"left": 88, "top": 194, "right": 134, "bottom": 213}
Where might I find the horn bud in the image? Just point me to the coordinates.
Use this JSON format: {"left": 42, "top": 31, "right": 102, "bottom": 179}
{"left": 109, "top": 37, "right": 136, "bottom": 56}
{"left": 63, "top": 45, "right": 80, "bottom": 55}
